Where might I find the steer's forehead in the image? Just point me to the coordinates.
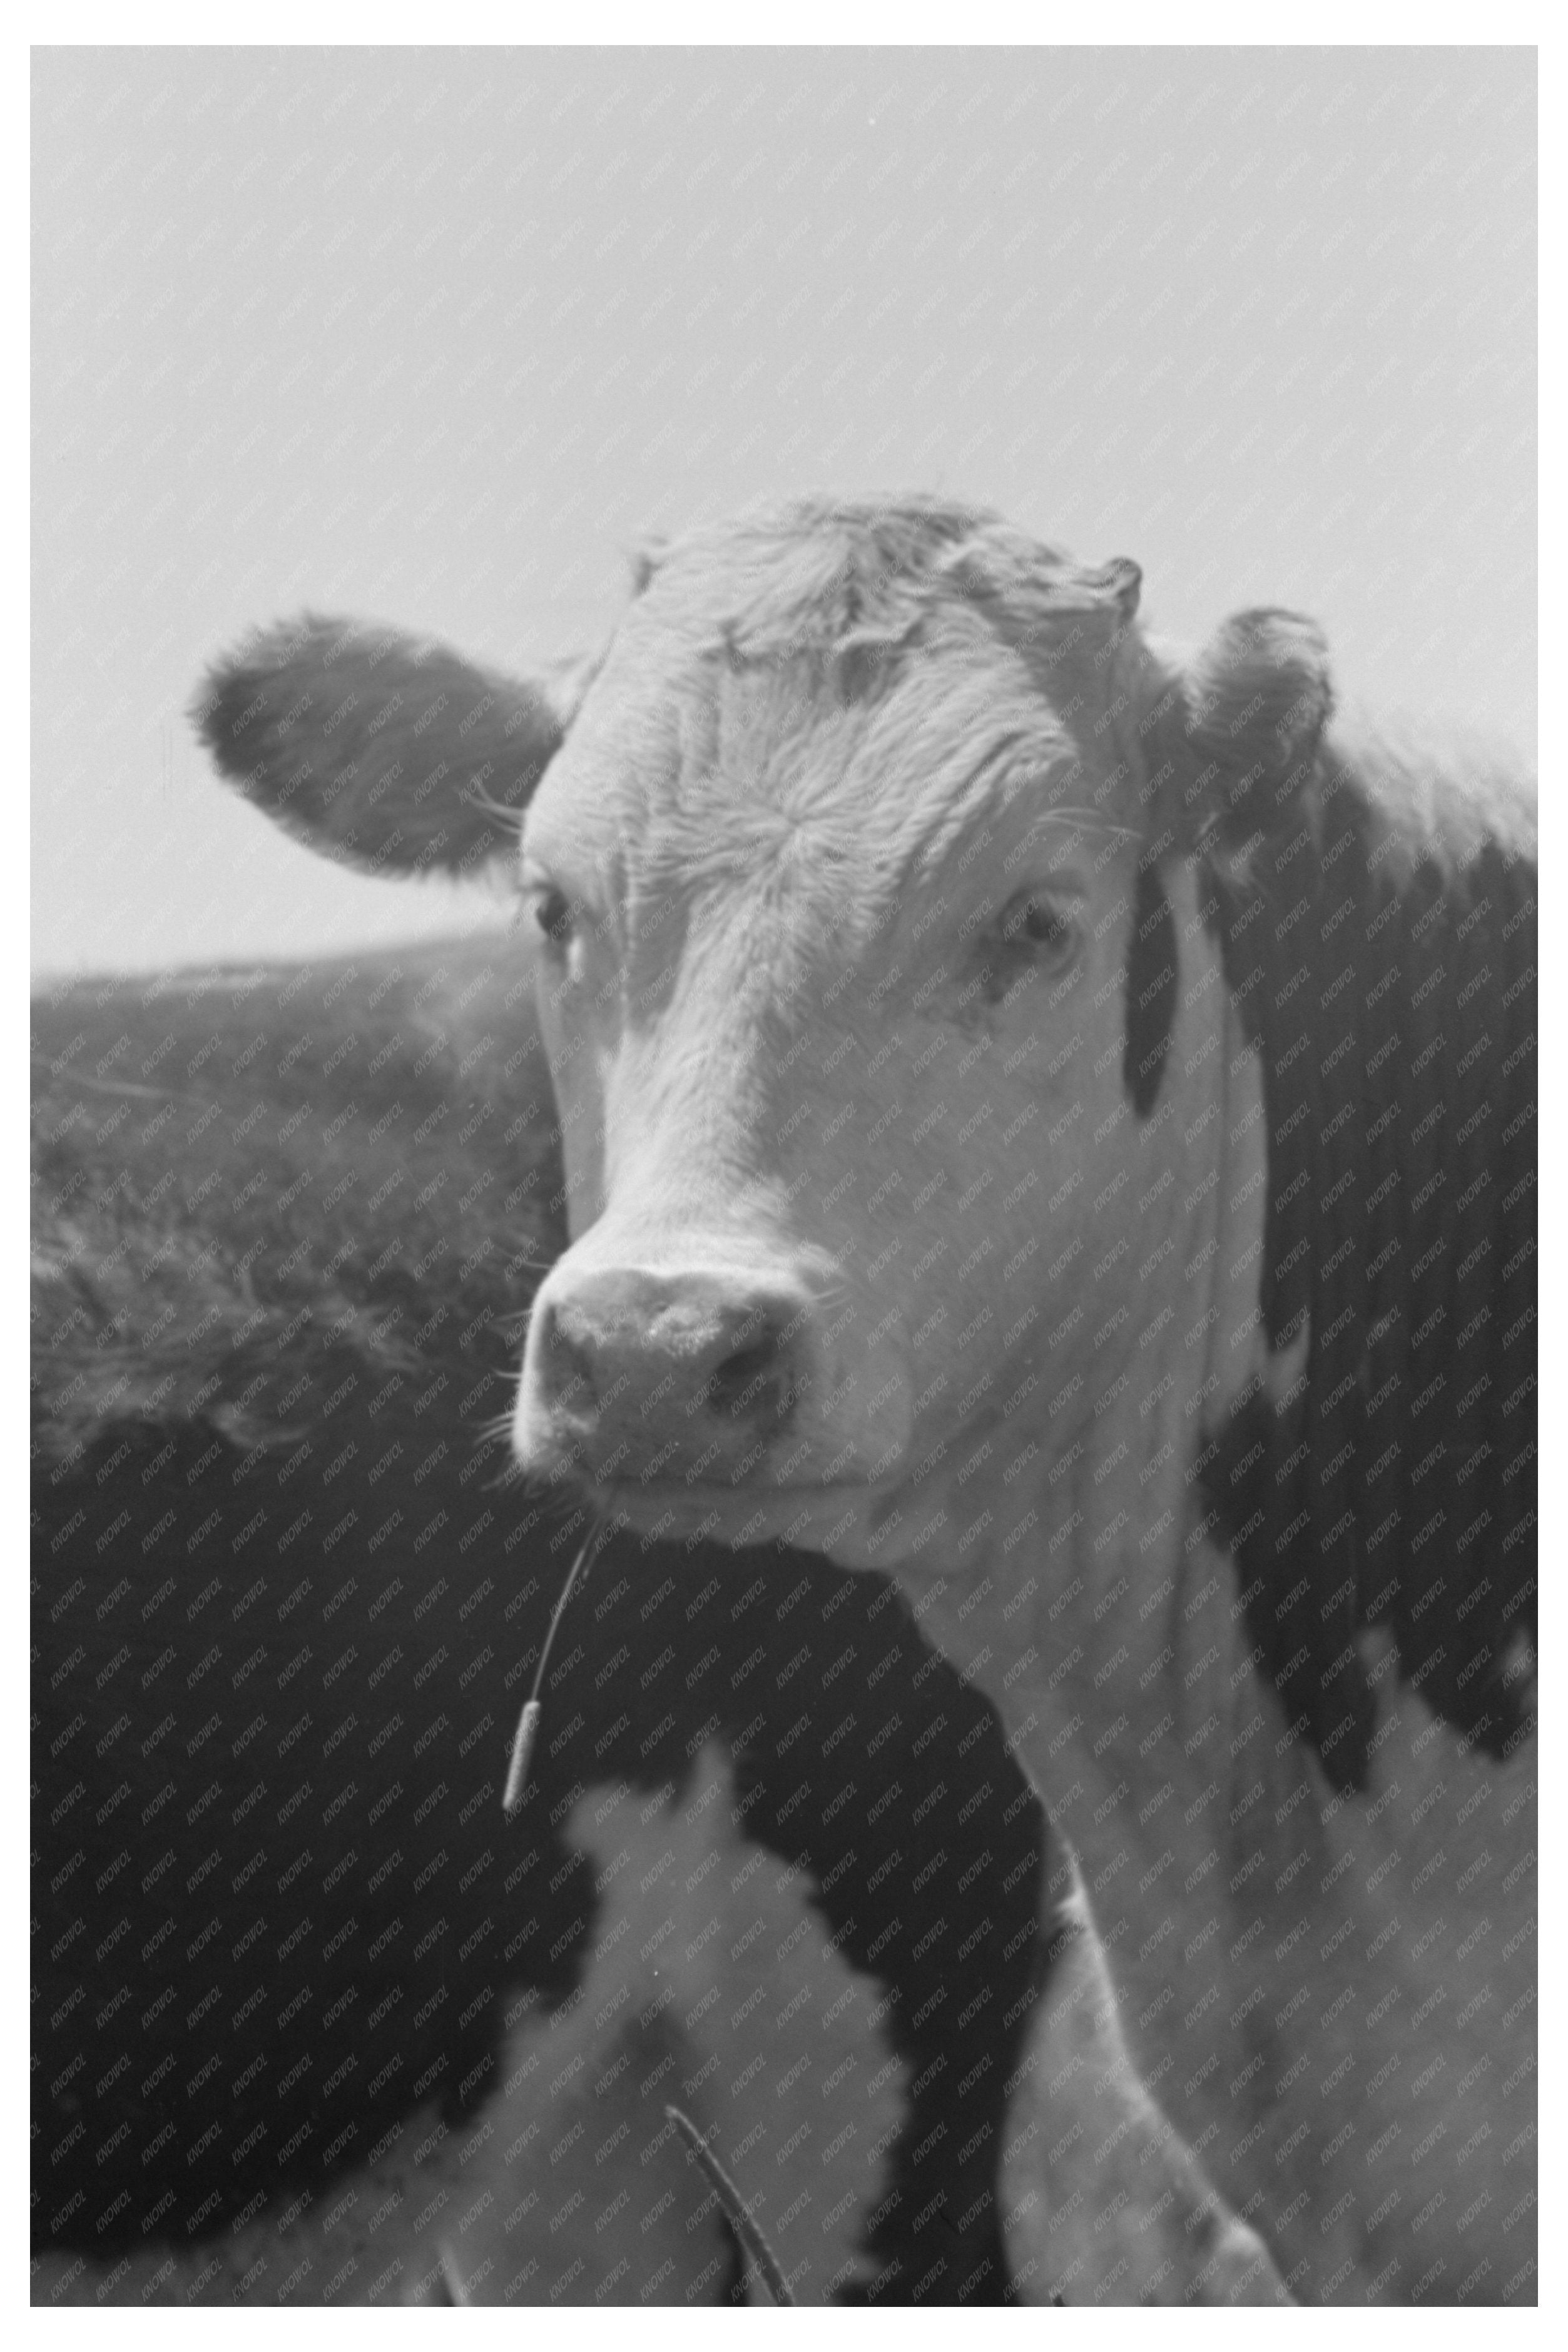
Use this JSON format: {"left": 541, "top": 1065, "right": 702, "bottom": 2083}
{"left": 526, "top": 502, "right": 1128, "bottom": 938}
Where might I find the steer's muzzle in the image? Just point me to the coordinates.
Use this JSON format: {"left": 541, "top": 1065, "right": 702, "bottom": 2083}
{"left": 514, "top": 1265, "right": 809, "bottom": 1486}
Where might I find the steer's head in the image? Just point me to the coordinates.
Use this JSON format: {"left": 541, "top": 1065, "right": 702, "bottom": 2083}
{"left": 197, "top": 497, "right": 1331, "bottom": 1575}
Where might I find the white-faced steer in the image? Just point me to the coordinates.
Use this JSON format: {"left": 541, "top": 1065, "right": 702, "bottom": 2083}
{"left": 199, "top": 496, "right": 1537, "bottom": 2306}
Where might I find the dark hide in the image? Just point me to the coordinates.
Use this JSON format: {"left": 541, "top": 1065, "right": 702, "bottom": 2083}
{"left": 1122, "top": 857, "right": 1178, "bottom": 1118}
{"left": 1113, "top": 610, "right": 1537, "bottom": 1794}
{"left": 32, "top": 941, "right": 1043, "bottom": 2299}
{"left": 1193, "top": 742, "right": 1537, "bottom": 1792}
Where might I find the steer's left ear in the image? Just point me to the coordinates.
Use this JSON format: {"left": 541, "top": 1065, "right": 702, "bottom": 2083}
{"left": 1146, "top": 609, "right": 1333, "bottom": 850}
{"left": 191, "top": 616, "right": 569, "bottom": 877}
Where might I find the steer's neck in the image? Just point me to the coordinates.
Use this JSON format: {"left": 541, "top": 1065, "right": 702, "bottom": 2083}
{"left": 892, "top": 973, "right": 1290, "bottom": 1853}
{"left": 902, "top": 1399, "right": 1279, "bottom": 1839}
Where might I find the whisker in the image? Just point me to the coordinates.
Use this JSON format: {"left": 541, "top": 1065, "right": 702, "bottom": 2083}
{"left": 462, "top": 784, "right": 528, "bottom": 831}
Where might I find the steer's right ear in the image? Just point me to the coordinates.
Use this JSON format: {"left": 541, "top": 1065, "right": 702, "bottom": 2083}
{"left": 191, "top": 616, "right": 569, "bottom": 877}
{"left": 1143, "top": 608, "right": 1333, "bottom": 853}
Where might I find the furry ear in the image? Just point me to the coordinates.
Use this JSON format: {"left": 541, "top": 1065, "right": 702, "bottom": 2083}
{"left": 1146, "top": 609, "right": 1333, "bottom": 848}
{"left": 191, "top": 616, "right": 568, "bottom": 877}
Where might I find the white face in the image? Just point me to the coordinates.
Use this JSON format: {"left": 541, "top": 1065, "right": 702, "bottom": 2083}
{"left": 510, "top": 581, "right": 1185, "bottom": 1573}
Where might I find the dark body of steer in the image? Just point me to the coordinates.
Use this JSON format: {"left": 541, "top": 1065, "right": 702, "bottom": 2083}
{"left": 35, "top": 944, "right": 1039, "bottom": 2304}
{"left": 34, "top": 939, "right": 1256, "bottom": 2307}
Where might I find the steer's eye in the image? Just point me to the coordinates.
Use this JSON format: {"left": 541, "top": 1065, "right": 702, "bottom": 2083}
{"left": 1000, "top": 894, "right": 1075, "bottom": 962}
{"left": 975, "top": 891, "right": 1081, "bottom": 1008}
{"left": 532, "top": 887, "right": 574, "bottom": 953}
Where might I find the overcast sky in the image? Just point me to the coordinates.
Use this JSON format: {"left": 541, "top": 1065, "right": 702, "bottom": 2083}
{"left": 31, "top": 46, "right": 1535, "bottom": 981}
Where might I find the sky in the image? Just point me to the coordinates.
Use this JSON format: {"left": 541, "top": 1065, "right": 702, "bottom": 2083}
{"left": 31, "top": 45, "right": 1536, "bottom": 981}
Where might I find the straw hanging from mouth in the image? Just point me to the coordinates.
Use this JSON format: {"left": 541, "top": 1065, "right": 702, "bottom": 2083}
{"left": 501, "top": 1510, "right": 609, "bottom": 1818}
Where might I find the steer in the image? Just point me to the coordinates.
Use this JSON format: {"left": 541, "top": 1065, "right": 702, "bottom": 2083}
{"left": 191, "top": 494, "right": 1536, "bottom": 2305}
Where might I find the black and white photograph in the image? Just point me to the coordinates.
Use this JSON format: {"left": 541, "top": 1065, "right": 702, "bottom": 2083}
{"left": 29, "top": 34, "right": 1539, "bottom": 2311}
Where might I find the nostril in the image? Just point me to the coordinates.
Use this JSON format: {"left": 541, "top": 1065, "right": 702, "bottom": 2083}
{"left": 704, "top": 1329, "right": 795, "bottom": 1424}
{"left": 543, "top": 1307, "right": 598, "bottom": 1411}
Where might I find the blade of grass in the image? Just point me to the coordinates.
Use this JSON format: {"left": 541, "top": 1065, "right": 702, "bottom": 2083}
{"left": 502, "top": 1511, "right": 609, "bottom": 1818}
{"left": 664, "top": 2104, "right": 795, "bottom": 2306}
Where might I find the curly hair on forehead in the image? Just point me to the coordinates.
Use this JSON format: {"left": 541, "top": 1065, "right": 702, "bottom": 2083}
{"left": 627, "top": 495, "right": 1143, "bottom": 687}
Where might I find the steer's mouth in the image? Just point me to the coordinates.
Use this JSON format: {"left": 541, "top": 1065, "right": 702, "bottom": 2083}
{"left": 512, "top": 1254, "right": 915, "bottom": 1557}
{"left": 521, "top": 1426, "right": 904, "bottom": 1533}
{"left": 549, "top": 1463, "right": 915, "bottom": 1569}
